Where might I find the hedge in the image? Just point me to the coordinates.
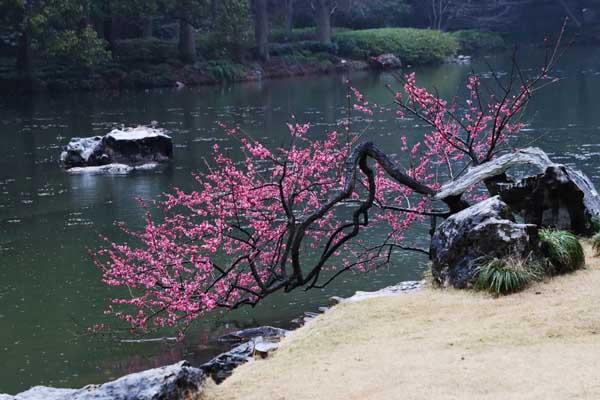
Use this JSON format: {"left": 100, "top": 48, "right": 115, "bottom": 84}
{"left": 334, "top": 28, "right": 459, "bottom": 65}
{"left": 451, "top": 30, "right": 506, "bottom": 54}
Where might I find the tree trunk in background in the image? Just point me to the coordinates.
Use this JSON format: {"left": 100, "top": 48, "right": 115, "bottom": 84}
{"left": 253, "top": 0, "right": 270, "bottom": 61}
{"left": 315, "top": 0, "right": 332, "bottom": 45}
{"left": 178, "top": 19, "right": 197, "bottom": 63}
{"left": 141, "top": 17, "right": 153, "bottom": 38}
{"left": 284, "top": 0, "right": 294, "bottom": 40}
{"left": 210, "top": 0, "right": 219, "bottom": 29}
{"left": 79, "top": 0, "right": 92, "bottom": 30}
{"left": 16, "top": 29, "right": 33, "bottom": 83}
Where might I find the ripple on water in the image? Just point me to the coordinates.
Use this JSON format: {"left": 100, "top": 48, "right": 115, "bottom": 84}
{"left": 65, "top": 212, "right": 93, "bottom": 227}
{"left": 37, "top": 183, "right": 66, "bottom": 197}
{"left": 192, "top": 137, "right": 228, "bottom": 142}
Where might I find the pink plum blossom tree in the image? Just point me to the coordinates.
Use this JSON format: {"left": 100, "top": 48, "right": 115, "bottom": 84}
{"left": 94, "top": 32, "right": 566, "bottom": 336}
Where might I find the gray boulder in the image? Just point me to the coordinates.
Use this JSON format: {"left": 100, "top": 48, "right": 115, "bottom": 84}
{"left": 61, "top": 126, "right": 173, "bottom": 169}
{"left": 430, "top": 196, "right": 540, "bottom": 288}
{"left": 202, "top": 326, "right": 288, "bottom": 383}
{"left": 2, "top": 361, "right": 204, "bottom": 400}
{"left": 368, "top": 54, "right": 402, "bottom": 70}
{"left": 499, "top": 165, "right": 600, "bottom": 235}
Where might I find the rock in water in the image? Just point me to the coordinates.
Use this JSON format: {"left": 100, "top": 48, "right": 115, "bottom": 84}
{"left": 200, "top": 341, "right": 255, "bottom": 383}
{"left": 368, "top": 54, "right": 402, "bottom": 70}
{"left": 203, "top": 326, "right": 289, "bottom": 382}
{"left": 218, "top": 326, "right": 288, "bottom": 343}
{"left": 2, "top": 361, "right": 204, "bottom": 400}
{"left": 60, "top": 136, "right": 106, "bottom": 167}
{"left": 61, "top": 126, "right": 173, "bottom": 170}
{"left": 499, "top": 165, "right": 600, "bottom": 235}
{"left": 430, "top": 196, "right": 540, "bottom": 288}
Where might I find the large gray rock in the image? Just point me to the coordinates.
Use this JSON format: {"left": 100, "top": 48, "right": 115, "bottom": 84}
{"left": 61, "top": 126, "right": 173, "bottom": 169}
{"left": 2, "top": 361, "right": 203, "bottom": 400}
{"left": 499, "top": 165, "right": 600, "bottom": 236}
{"left": 430, "top": 196, "right": 540, "bottom": 288}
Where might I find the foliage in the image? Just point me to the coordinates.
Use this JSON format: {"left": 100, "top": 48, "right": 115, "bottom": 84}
{"left": 207, "top": 0, "right": 252, "bottom": 60}
{"left": 334, "top": 28, "right": 459, "bottom": 64}
{"left": 46, "top": 27, "right": 111, "bottom": 70}
{"left": 121, "top": 64, "right": 175, "bottom": 88}
{"left": 205, "top": 60, "right": 248, "bottom": 81}
{"left": 114, "top": 39, "right": 178, "bottom": 65}
{"left": 475, "top": 257, "right": 542, "bottom": 295}
{"left": 591, "top": 233, "right": 600, "bottom": 257}
{"left": 539, "top": 229, "right": 585, "bottom": 274}
{"left": 269, "top": 41, "right": 338, "bottom": 57}
{"left": 452, "top": 30, "right": 506, "bottom": 54}
{"left": 333, "top": 0, "right": 412, "bottom": 29}
{"left": 270, "top": 27, "right": 351, "bottom": 43}
{"left": 591, "top": 217, "right": 600, "bottom": 234}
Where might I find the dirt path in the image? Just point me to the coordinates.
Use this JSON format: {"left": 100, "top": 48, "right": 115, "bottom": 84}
{"left": 203, "top": 244, "right": 600, "bottom": 400}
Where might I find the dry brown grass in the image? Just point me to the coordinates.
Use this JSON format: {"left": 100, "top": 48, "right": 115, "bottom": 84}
{"left": 202, "top": 243, "right": 600, "bottom": 400}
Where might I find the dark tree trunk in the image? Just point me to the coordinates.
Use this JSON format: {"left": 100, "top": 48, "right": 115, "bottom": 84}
{"left": 16, "top": 0, "right": 35, "bottom": 87}
{"left": 210, "top": 0, "right": 219, "bottom": 29}
{"left": 315, "top": 0, "right": 332, "bottom": 45}
{"left": 284, "top": 0, "right": 294, "bottom": 40}
{"left": 178, "top": 19, "right": 197, "bottom": 64}
{"left": 79, "top": 0, "right": 91, "bottom": 30}
{"left": 104, "top": 17, "right": 114, "bottom": 51}
{"left": 141, "top": 17, "right": 153, "bottom": 38}
{"left": 16, "top": 28, "right": 33, "bottom": 83}
{"left": 253, "top": 0, "right": 270, "bottom": 61}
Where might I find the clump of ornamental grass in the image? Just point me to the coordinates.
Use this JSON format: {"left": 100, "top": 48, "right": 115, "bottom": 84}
{"left": 591, "top": 217, "right": 600, "bottom": 234}
{"left": 421, "top": 264, "right": 439, "bottom": 288}
{"left": 591, "top": 233, "right": 600, "bottom": 257}
{"left": 475, "top": 256, "right": 543, "bottom": 295}
{"left": 538, "top": 229, "right": 585, "bottom": 274}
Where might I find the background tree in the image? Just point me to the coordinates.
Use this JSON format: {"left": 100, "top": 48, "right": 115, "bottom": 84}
{"left": 334, "top": 0, "right": 411, "bottom": 29}
{"left": 283, "top": 0, "right": 294, "bottom": 39}
{"left": 2, "top": 0, "right": 111, "bottom": 84}
{"left": 210, "top": 0, "right": 252, "bottom": 61}
{"left": 253, "top": 0, "right": 269, "bottom": 61}
{"left": 314, "top": 0, "right": 334, "bottom": 44}
{"left": 157, "top": 0, "right": 209, "bottom": 63}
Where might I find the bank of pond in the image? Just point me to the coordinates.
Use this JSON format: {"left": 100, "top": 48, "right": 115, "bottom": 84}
{"left": 0, "top": 28, "right": 503, "bottom": 93}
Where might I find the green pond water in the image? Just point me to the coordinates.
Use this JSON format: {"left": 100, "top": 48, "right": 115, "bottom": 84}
{"left": 1, "top": 47, "right": 600, "bottom": 394}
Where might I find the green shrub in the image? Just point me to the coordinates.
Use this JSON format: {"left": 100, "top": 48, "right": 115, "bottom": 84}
{"left": 334, "top": 28, "right": 458, "bottom": 64}
{"left": 451, "top": 30, "right": 506, "bottom": 54}
{"left": 475, "top": 257, "right": 542, "bottom": 295}
{"left": 271, "top": 27, "right": 351, "bottom": 43}
{"left": 200, "top": 0, "right": 252, "bottom": 61}
{"left": 114, "top": 39, "right": 178, "bottom": 65}
{"left": 539, "top": 229, "right": 585, "bottom": 274}
{"left": 46, "top": 27, "right": 111, "bottom": 71}
{"left": 269, "top": 41, "right": 338, "bottom": 57}
{"left": 205, "top": 60, "right": 248, "bottom": 82}
{"left": 591, "top": 217, "right": 600, "bottom": 234}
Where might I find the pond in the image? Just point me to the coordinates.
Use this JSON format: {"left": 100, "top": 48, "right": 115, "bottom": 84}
{"left": 1, "top": 46, "right": 600, "bottom": 394}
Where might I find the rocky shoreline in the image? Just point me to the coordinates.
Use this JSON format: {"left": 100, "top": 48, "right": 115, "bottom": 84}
{"left": 0, "top": 280, "right": 422, "bottom": 399}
